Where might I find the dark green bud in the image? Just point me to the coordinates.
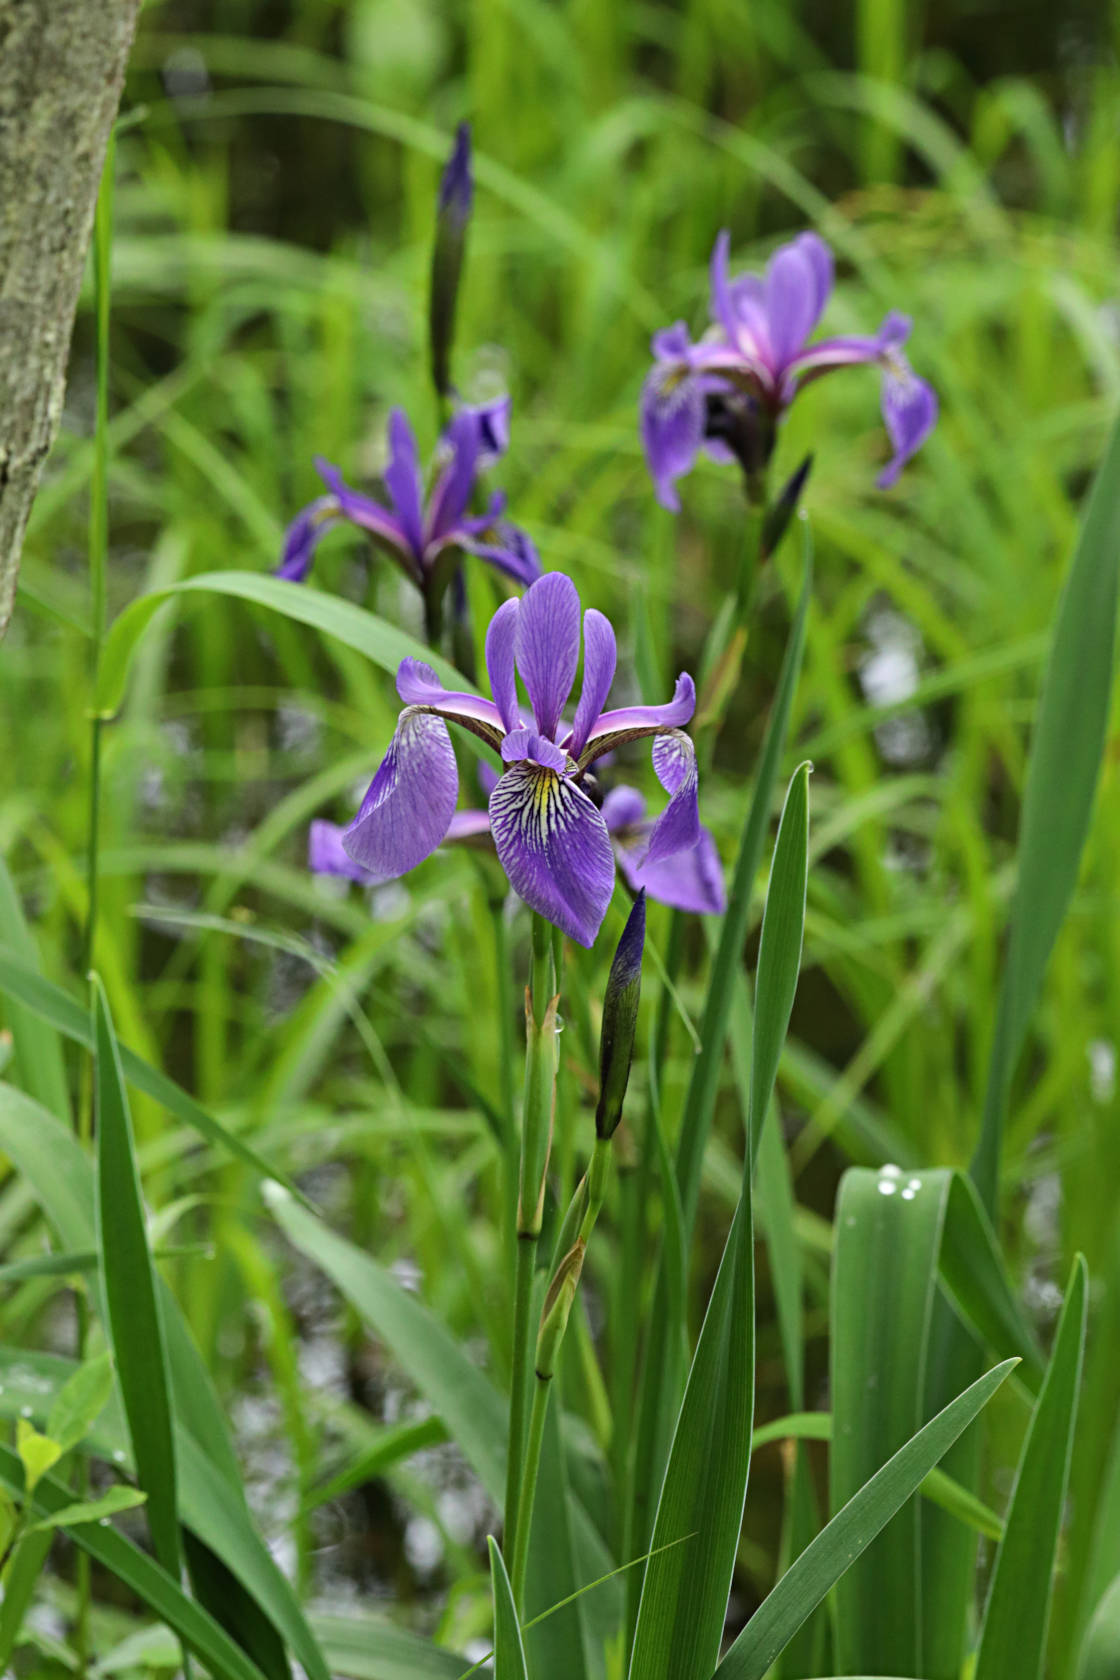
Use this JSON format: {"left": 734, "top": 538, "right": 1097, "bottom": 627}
{"left": 429, "top": 122, "right": 472, "bottom": 401}
{"left": 760, "top": 453, "right": 813, "bottom": 562}
{"left": 595, "top": 891, "right": 645, "bottom": 1140}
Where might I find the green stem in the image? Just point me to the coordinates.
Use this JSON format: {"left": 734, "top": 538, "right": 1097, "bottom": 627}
{"left": 503, "top": 914, "right": 559, "bottom": 1582}
{"left": 510, "top": 1368, "right": 552, "bottom": 1605}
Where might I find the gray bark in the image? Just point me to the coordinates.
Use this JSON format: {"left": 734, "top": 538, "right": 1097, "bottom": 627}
{"left": 0, "top": 0, "right": 140, "bottom": 639}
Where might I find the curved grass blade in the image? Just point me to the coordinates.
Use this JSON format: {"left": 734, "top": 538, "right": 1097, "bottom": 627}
{"left": 0, "top": 1443, "right": 267, "bottom": 1680}
{"left": 830, "top": 1165, "right": 951, "bottom": 1673}
{"left": 310, "top": 1611, "right": 468, "bottom": 1680}
{"left": 0, "top": 950, "right": 307, "bottom": 1201}
{"left": 1079, "top": 1574, "right": 1120, "bottom": 1680}
{"left": 974, "top": 1256, "right": 1089, "bottom": 1680}
{"left": 940, "top": 1169, "right": 1046, "bottom": 1390}
{"left": 713, "top": 1359, "right": 1018, "bottom": 1680}
{"left": 628, "top": 765, "right": 810, "bottom": 1680}
{"left": 973, "top": 415, "right": 1120, "bottom": 1212}
{"left": 95, "top": 571, "right": 461, "bottom": 719}
{"left": 489, "top": 1537, "right": 529, "bottom": 1680}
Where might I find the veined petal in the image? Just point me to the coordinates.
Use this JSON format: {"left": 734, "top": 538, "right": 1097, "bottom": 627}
{"left": 878, "top": 361, "right": 938, "bottom": 489}
{"left": 765, "top": 232, "right": 834, "bottom": 367}
{"left": 308, "top": 819, "right": 376, "bottom": 884}
{"left": 644, "top": 730, "right": 700, "bottom": 866}
{"left": 569, "top": 609, "right": 617, "bottom": 758}
{"left": 515, "top": 572, "right": 581, "bottom": 741}
{"left": 383, "top": 409, "right": 426, "bottom": 559}
{"left": 488, "top": 762, "right": 614, "bottom": 947}
{"left": 615, "top": 824, "right": 725, "bottom": 915}
{"left": 640, "top": 362, "right": 706, "bottom": 512}
{"left": 343, "top": 708, "right": 458, "bottom": 879}
{"left": 577, "top": 672, "right": 696, "bottom": 768}
{"left": 396, "top": 658, "right": 506, "bottom": 748}
{"left": 461, "top": 522, "right": 541, "bottom": 586}
{"left": 501, "top": 728, "right": 568, "bottom": 772}
{"left": 485, "top": 597, "right": 522, "bottom": 733}
{"left": 275, "top": 497, "right": 340, "bottom": 582}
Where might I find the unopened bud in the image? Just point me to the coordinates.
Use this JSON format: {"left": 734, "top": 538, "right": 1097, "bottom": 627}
{"left": 535, "top": 1240, "right": 586, "bottom": 1380}
{"left": 429, "top": 122, "right": 472, "bottom": 400}
{"left": 595, "top": 892, "right": 645, "bottom": 1140}
{"left": 760, "top": 454, "right": 813, "bottom": 562}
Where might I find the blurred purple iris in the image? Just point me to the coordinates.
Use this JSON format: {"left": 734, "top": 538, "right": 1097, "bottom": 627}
{"left": 277, "top": 399, "right": 538, "bottom": 589}
{"left": 319, "top": 572, "right": 703, "bottom": 946}
{"left": 641, "top": 229, "right": 938, "bottom": 511}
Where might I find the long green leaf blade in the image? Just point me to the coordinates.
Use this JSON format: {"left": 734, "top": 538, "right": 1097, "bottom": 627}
{"left": 974, "top": 1256, "right": 1089, "bottom": 1680}
{"left": 489, "top": 1537, "right": 529, "bottom": 1680}
{"left": 713, "top": 1359, "right": 1018, "bottom": 1680}
{"left": 1079, "top": 1574, "right": 1120, "bottom": 1680}
{"left": 973, "top": 415, "right": 1120, "bottom": 1211}
{"left": 92, "top": 974, "right": 181, "bottom": 1581}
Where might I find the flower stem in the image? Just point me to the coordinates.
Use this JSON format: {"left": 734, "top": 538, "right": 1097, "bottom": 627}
{"left": 510, "top": 1137, "right": 612, "bottom": 1607}
{"left": 503, "top": 914, "right": 559, "bottom": 1584}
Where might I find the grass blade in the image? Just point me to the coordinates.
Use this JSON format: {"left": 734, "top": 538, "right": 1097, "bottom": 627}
{"left": 489, "top": 1537, "right": 529, "bottom": 1680}
{"left": 1079, "top": 1574, "right": 1120, "bottom": 1680}
{"left": 713, "top": 1359, "right": 1018, "bottom": 1680}
{"left": 0, "top": 860, "right": 71, "bottom": 1124}
{"left": 92, "top": 974, "right": 181, "bottom": 1580}
{"left": 974, "top": 1256, "right": 1089, "bottom": 1680}
{"left": 628, "top": 765, "right": 810, "bottom": 1680}
{"left": 830, "top": 1165, "right": 951, "bottom": 1672}
{"left": 940, "top": 1169, "right": 1046, "bottom": 1390}
{"left": 973, "top": 416, "right": 1120, "bottom": 1211}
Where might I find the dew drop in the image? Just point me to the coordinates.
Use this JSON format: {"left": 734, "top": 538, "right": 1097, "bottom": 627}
{"left": 877, "top": 1180, "right": 897, "bottom": 1196}
{"left": 880, "top": 1163, "right": 903, "bottom": 1179}
{"left": 900, "top": 1186, "right": 917, "bottom": 1200}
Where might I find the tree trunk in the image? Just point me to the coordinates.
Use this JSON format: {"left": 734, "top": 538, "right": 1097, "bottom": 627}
{"left": 0, "top": 0, "right": 140, "bottom": 639}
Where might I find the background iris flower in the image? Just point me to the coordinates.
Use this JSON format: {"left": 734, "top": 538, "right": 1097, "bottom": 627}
{"left": 642, "top": 228, "right": 938, "bottom": 510}
{"left": 332, "top": 572, "right": 704, "bottom": 945}
{"left": 276, "top": 399, "right": 539, "bottom": 590}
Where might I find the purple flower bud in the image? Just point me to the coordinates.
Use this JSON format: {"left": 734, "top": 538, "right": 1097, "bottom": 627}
{"left": 595, "top": 891, "right": 646, "bottom": 1138}
{"left": 430, "top": 122, "right": 473, "bottom": 399}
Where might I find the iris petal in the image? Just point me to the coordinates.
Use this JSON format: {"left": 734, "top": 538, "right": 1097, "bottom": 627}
{"left": 577, "top": 673, "right": 696, "bottom": 768}
{"left": 878, "top": 363, "right": 939, "bottom": 489}
{"left": 644, "top": 730, "right": 701, "bottom": 866}
{"left": 383, "top": 410, "right": 426, "bottom": 559}
{"left": 395, "top": 658, "right": 506, "bottom": 749}
{"left": 615, "top": 824, "right": 726, "bottom": 915}
{"left": 488, "top": 762, "right": 614, "bottom": 947}
{"left": 514, "top": 572, "right": 581, "bottom": 741}
{"left": 308, "top": 819, "right": 375, "bottom": 883}
{"left": 485, "top": 598, "right": 522, "bottom": 733}
{"left": 343, "top": 708, "right": 458, "bottom": 879}
{"left": 639, "top": 361, "right": 706, "bottom": 513}
{"left": 569, "top": 610, "right": 618, "bottom": 757}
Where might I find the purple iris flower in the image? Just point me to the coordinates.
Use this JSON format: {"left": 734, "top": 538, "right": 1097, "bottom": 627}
{"left": 310, "top": 773, "right": 723, "bottom": 919}
{"left": 276, "top": 400, "right": 538, "bottom": 589}
{"left": 327, "top": 572, "right": 702, "bottom": 947}
{"left": 641, "top": 230, "right": 938, "bottom": 511}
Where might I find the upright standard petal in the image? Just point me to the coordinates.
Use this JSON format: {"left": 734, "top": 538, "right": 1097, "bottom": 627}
{"left": 514, "top": 572, "right": 581, "bottom": 741}
{"left": 643, "top": 729, "right": 701, "bottom": 865}
{"left": 577, "top": 673, "right": 696, "bottom": 767}
{"left": 640, "top": 359, "right": 706, "bottom": 512}
{"left": 766, "top": 234, "right": 831, "bottom": 369}
{"left": 309, "top": 820, "right": 376, "bottom": 884}
{"left": 437, "top": 121, "right": 472, "bottom": 227}
{"left": 710, "top": 232, "right": 773, "bottom": 369}
{"left": 426, "top": 409, "right": 481, "bottom": 541}
{"left": 488, "top": 761, "right": 615, "bottom": 947}
{"left": 877, "top": 362, "right": 938, "bottom": 489}
{"left": 343, "top": 708, "right": 458, "bottom": 879}
{"left": 395, "top": 658, "right": 507, "bottom": 748}
{"left": 383, "top": 410, "right": 426, "bottom": 560}
{"left": 568, "top": 609, "right": 618, "bottom": 757}
{"left": 485, "top": 597, "right": 522, "bottom": 733}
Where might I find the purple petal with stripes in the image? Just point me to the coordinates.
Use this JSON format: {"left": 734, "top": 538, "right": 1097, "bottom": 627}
{"left": 577, "top": 673, "right": 696, "bottom": 767}
{"left": 485, "top": 597, "right": 522, "bottom": 733}
{"left": 514, "top": 572, "right": 581, "bottom": 740}
{"left": 488, "top": 763, "right": 614, "bottom": 947}
{"left": 643, "top": 730, "right": 701, "bottom": 866}
{"left": 569, "top": 609, "right": 618, "bottom": 758}
{"left": 395, "top": 658, "right": 506, "bottom": 748}
{"left": 343, "top": 708, "right": 458, "bottom": 879}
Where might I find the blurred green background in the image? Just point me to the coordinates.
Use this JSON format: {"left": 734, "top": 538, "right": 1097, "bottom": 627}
{"left": 3, "top": 0, "right": 1120, "bottom": 1661}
